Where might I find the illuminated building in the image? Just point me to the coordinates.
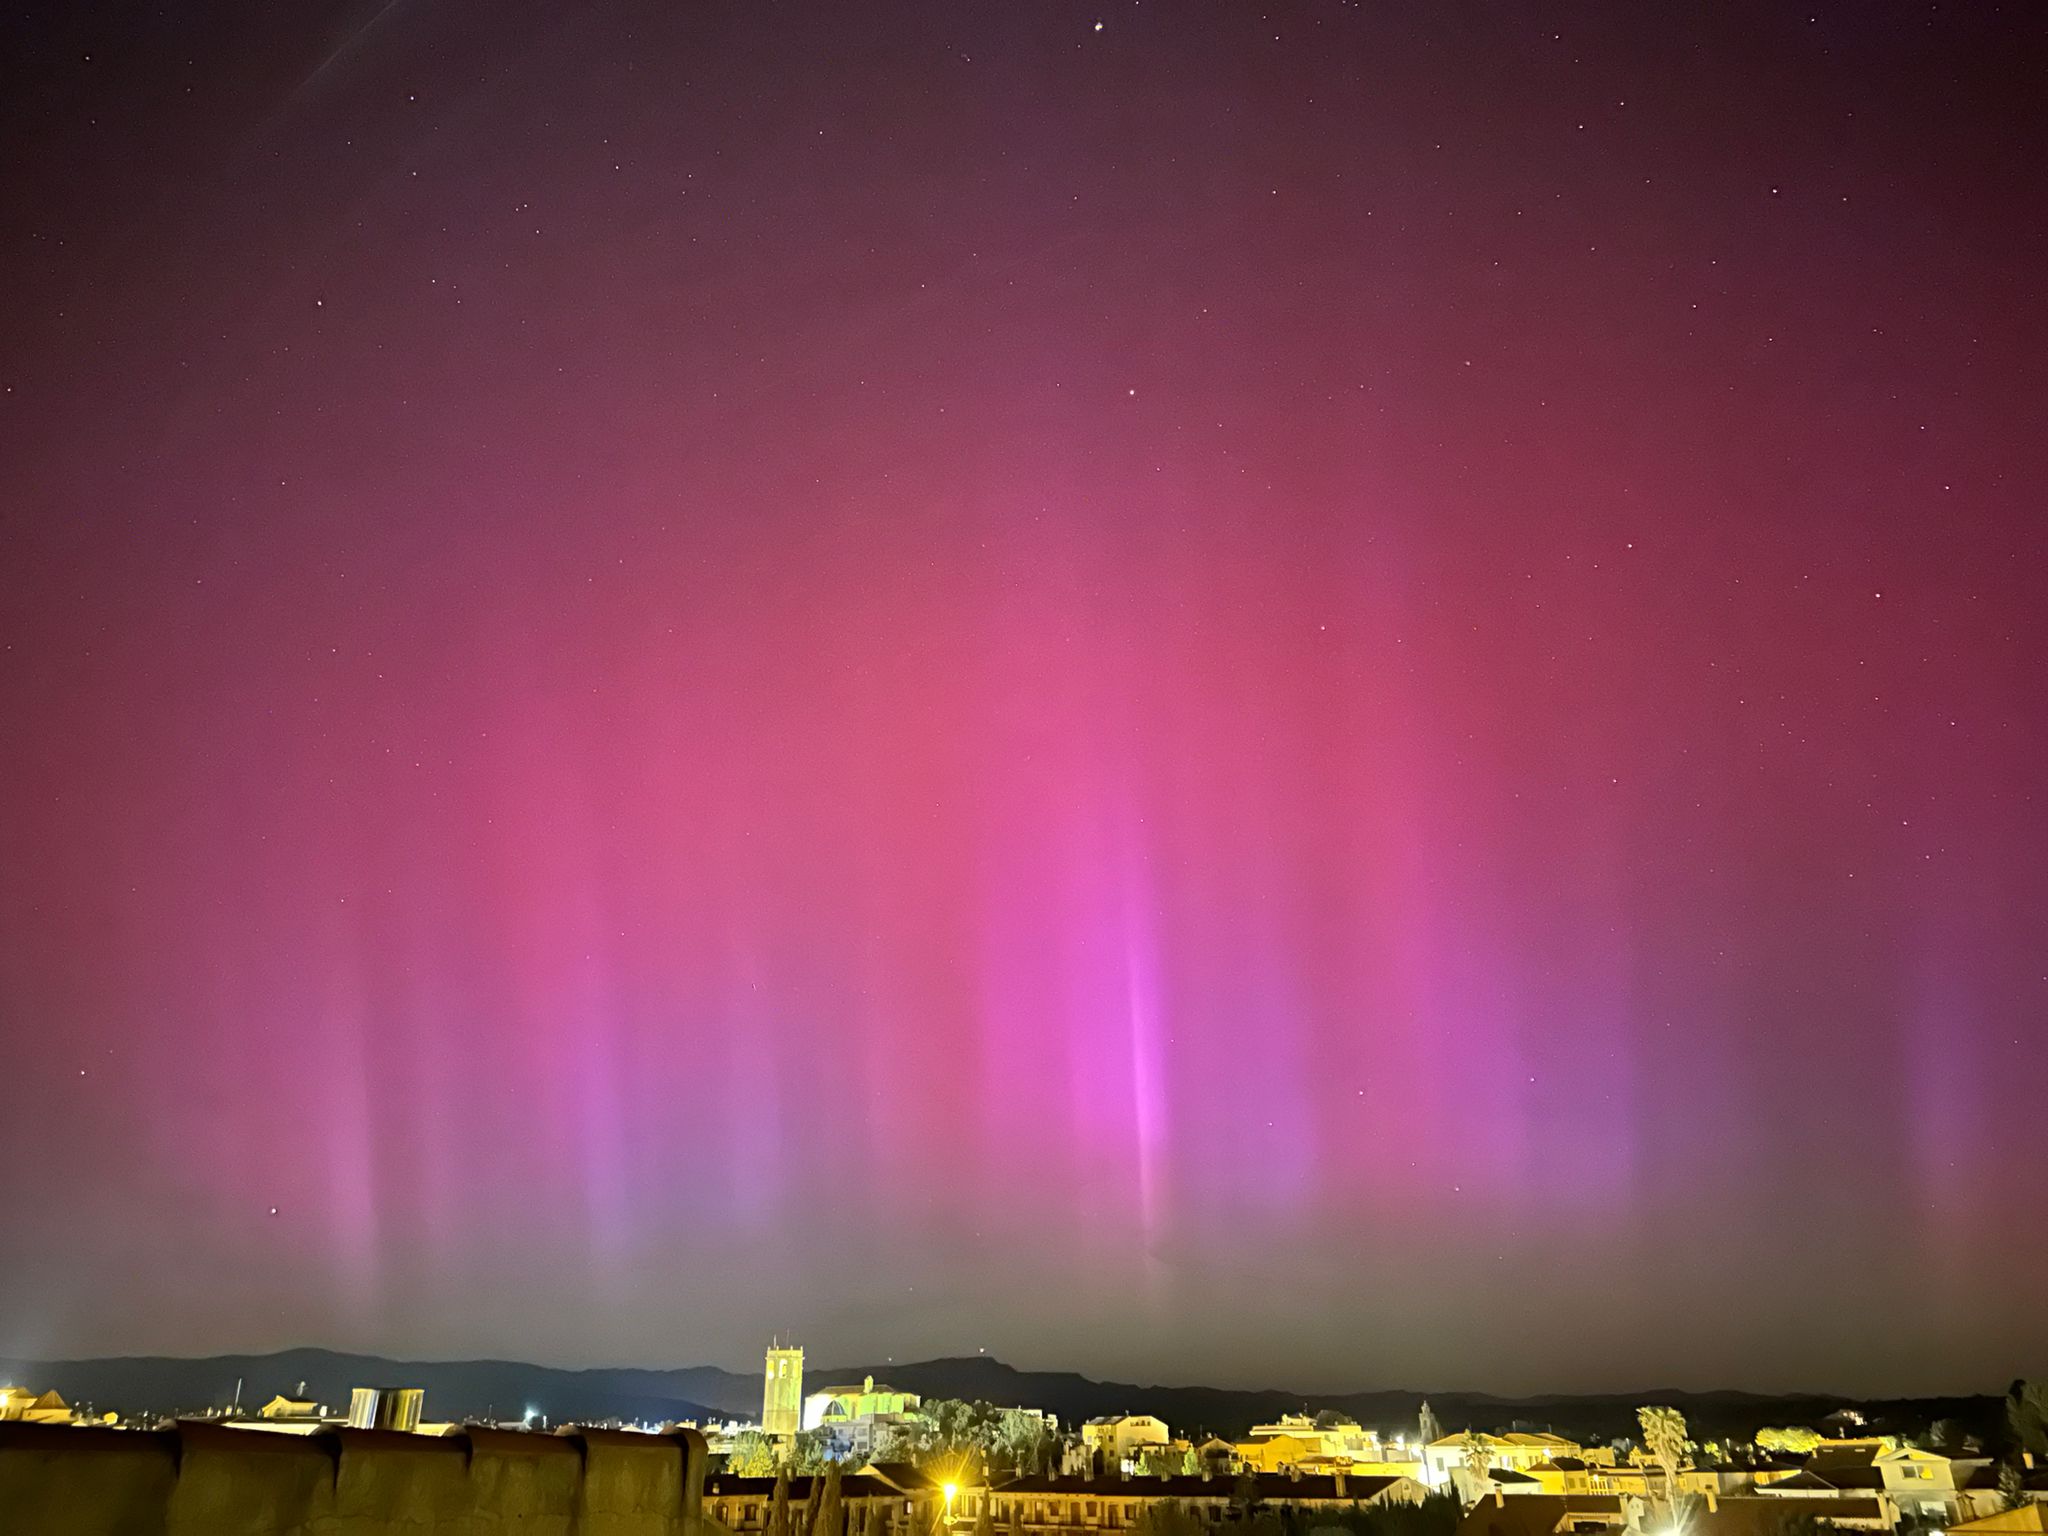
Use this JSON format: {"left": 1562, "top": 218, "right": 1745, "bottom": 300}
{"left": 0, "top": 1387, "right": 77, "bottom": 1424}
{"left": 1424, "top": 1432, "right": 1584, "bottom": 1489}
{"left": 1756, "top": 1442, "right": 2008, "bottom": 1524}
{"left": 705, "top": 1464, "right": 947, "bottom": 1535}
{"left": 1247, "top": 1413, "right": 1384, "bottom": 1463}
{"left": 989, "top": 1471, "right": 1426, "bottom": 1533}
{"left": 347, "top": 1386, "right": 425, "bottom": 1432}
{"left": 763, "top": 1343, "right": 804, "bottom": 1439}
{"left": 223, "top": 1389, "right": 336, "bottom": 1435}
{"left": 802, "top": 1375, "right": 922, "bottom": 1432}
{"left": 1081, "top": 1415, "right": 1171, "bottom": 1471}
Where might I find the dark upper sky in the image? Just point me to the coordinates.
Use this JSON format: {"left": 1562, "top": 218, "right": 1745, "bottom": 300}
{"left": 2, "top": 1, "right": 2044, "bottom": 1397}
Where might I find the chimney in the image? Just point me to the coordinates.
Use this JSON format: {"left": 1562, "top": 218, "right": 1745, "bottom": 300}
{"left": 1493, "top": 1491, "right": 1505, "bottom": 1509}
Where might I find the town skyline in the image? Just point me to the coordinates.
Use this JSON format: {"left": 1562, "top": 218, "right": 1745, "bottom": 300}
{"left": 3, "top": 1342, "right": 2030, "bottom": 1428}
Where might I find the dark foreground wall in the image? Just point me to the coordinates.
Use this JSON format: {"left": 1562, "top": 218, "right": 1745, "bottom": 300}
{"left": 0, "top": 1420, "right": 707, "bottom": 1536}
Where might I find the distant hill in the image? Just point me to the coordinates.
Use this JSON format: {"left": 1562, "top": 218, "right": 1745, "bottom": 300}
{"left": 807, "top": 1358, "right": 1996, "bottom": 1443}
{"left": 0, "top": 1348, "right": 2000, "bottom": 1444}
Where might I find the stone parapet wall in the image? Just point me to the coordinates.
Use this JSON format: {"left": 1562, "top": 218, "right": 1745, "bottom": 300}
{"left": 0, "top": 1419, "right": 707, "bottom": 1536}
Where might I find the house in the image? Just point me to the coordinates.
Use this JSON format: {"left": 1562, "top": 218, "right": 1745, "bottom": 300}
{"left": 1454, "top": 1491, "right": 1642, "bottom": 1536}
{"left": 1703, "top": 1499, "right": 1892, "bottom": 1531}
{"left": 1956, "top": 1454, "right": 2048, "bottom": 1515}
{"left": 1689, "top": 1495, "right": 1899, "bottom": 1536}
{"left": 1759, "top": 1441, "right": 1993, "bottom": 1523}
{"left": 220, "top": 1388, "right": 339, "bottom": 1435}
{"left": 1576, "top": 1463, "right": 1737, "bottom": 1500}
{"left": 1426, "top": 1434, "right": 1584, "bottom": 1491}
{"left": 1247, "top": 1415, "right": 1384, "bottom": 1464}
{"left": 987, "top": 1471, "right": 1427, "bottom": 1534}
{"left": 703, "top": 1465, "right": 947, "bottom": 1536}
{"left": 0, "top": 1388, "right": 76, "bottom": 1425}
{"left": 1873, "top": 1445, "right": 1994, "bottom": 1520}
{"left": 1949, "top": 1506, "right": 2048, "bottom": 1536}
{"left": 1235, "top": 1435, "right": 1318, "bottom": 1474}
{"left": 1459, "top": 1487, "right": 1902, "bottom": 1536}
{"left": 1082, "top": 1417, "right": 1173, "bottom": 1470}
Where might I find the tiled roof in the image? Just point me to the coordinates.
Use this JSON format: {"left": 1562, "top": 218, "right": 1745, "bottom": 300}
{"left": 993, "top": 1473, "right": 1415, "bottom": 1503}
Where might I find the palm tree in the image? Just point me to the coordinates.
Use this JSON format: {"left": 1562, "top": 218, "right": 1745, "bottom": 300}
{"left": 1460, "top": 1432, "right": 1493, "bottom": 1501}
{"left": 1637, "top": 1407, "right": 1690, "bottom": 1518}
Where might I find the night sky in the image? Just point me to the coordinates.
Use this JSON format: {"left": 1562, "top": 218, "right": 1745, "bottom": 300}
{"left": 2, "top": 1, "right": 2044, "bottom": 1398}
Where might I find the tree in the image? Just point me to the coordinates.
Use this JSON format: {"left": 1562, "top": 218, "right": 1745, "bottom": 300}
{"left": 1998, "top": 1458, "right": 2027, "bottom": 1513}
{"left": 793, "top": 1428, "right": 848, "bottom": 1476}
{"left": 925, "top": 1399, "right": 983, "bottom": 1455}
{"left": 1139, "top": 1445, "right": 1194, "bottom": 1479}
{"left": 1460, "top": 1432, "right": 1494, "bottom": 1500}
{"left": 994, "top": 1411, "right": 1059, "bottom": 1478}
{"left": 1755, "top": 1428, "right": 1823, "bottom": 1456}
{"left": 731, "top": 1432, "right": 781, "bottom": 1477}
{"left": 816, "top": 1463, "right": 845, "bottom": 1536}
{"left": 801, "top": 1468, "right": 824, "bottom": 1536}
{"left": 769, "top": 1468, "right": 793, "bottom": 1536}
{"left": 1232, "top": 1468, "right": 1263, "bottom": 1516}
{"left": 1132, "top": 1503, "right": 1206, "bottom": 1536}
{"left": 1922, "top": 1420, "right": 1967, "bottom": 1455}
{"left": 973, "top": 1493, "right": 996, "bottom": 1536}
{"left": 2007, "top": 1381, "right": 2048, "bottom": 1459}
{"left": 1637, "top": 1407, "right": 1690, "bottom": 1513}
{"left": 877, "top": 1420, "right": 937, "bottom": 1466}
